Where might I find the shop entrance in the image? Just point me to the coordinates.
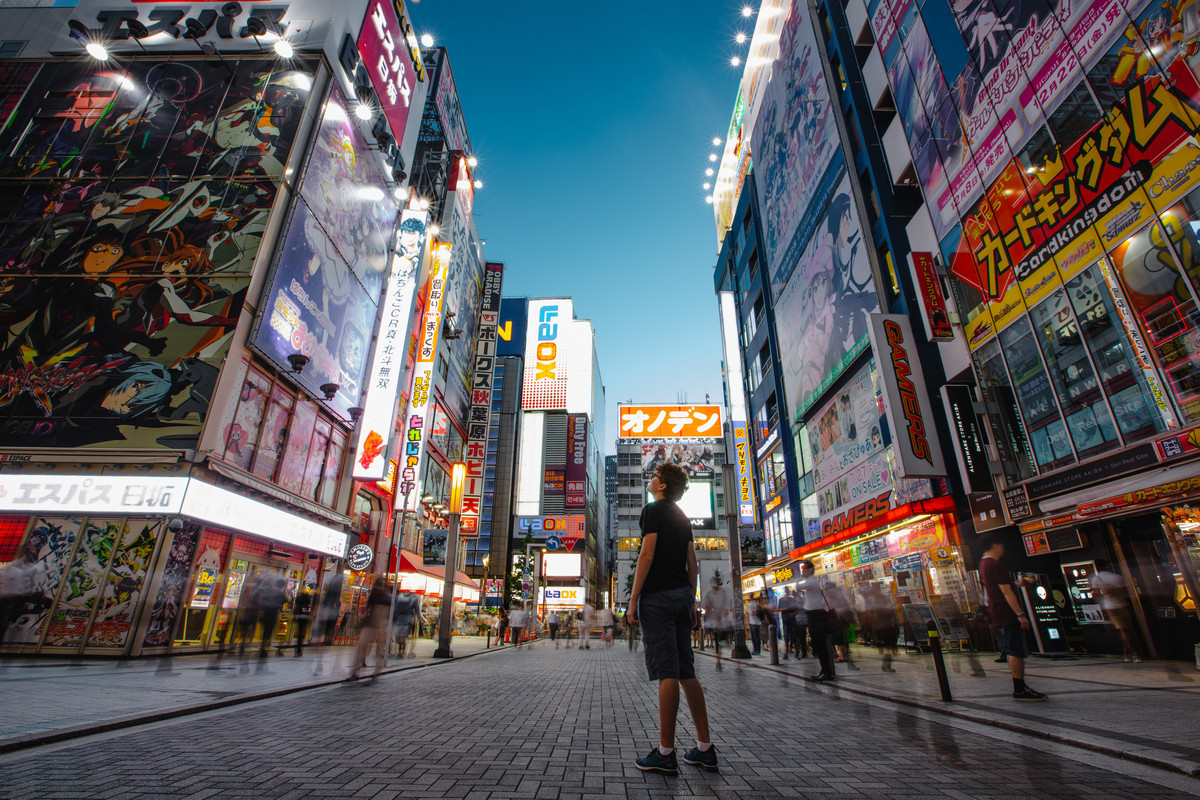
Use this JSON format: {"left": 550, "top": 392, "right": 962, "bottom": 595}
{"left": 209, "top": 554, "right": 305, "bottom": 652}
{"left": 1113, "top": 514, "right": 1200, "bottom": 661}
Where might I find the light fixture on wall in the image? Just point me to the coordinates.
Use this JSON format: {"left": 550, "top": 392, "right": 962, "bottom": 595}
{"left": 68, "top": 19, "right": 109, "bottom": 60}
{"left": 287, "top": 353, "right": 309, "bottom": 373}
{"left": 319, "top": 383, "right": 339, "bottom": 401}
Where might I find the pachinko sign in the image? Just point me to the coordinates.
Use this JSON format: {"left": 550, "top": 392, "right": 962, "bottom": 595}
{"left": 354, "top": 209, "right": 428, "bottom": 480}
{"left": 399, "top": 241, "right": 450, "bottom": 509}
{"left": 618, "top": 404, "right": 723, "bottom": 438}
{"left": 357, "top": 0, "right": 423, "bottom": 144}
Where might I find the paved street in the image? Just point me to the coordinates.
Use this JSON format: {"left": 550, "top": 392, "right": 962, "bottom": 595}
{"left": 4, "top": 641, "right": 1200, "bottom": 799}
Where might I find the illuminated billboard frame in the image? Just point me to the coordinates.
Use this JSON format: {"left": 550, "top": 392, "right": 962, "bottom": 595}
{"left": 522, "top": 299, "right": 573, "bottom": 410}
{"left": 618, "top": 404, "right": 723, "bottom": 439}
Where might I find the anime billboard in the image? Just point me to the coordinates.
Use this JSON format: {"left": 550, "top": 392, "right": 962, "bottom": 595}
{"left": 752, "top": 0, "right": 844, "bottom": 300}
{"left": 640, "top": 443, "right": 718, "bottom": 477}
{"left": 774, "top": 177, "right": 881, "bottom": 420}
{"left": 252, "top": 81, "right": 397, "bottom": 420}
{"left": 440, "top": 190, "right": 484, "bottom": 423}
{"left": 0, "top": 58, "right": 315, "bottom": 448}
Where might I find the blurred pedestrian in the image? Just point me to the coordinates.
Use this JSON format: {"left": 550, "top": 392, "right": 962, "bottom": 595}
{"left": 1090, "top": 562, "right": 1142, "bottom": 662}
{"left": 825, "top": 579, "right": 859, "bottom": 670}
{"left": 777, "top": 587, "right": 800, "bottom": 659}
{"left": 257, "top": 576, "right": 286, "bottom": 660}
{"left": 292, "top": 585, "right": 314, "bottom": 657}
{"left": 509, "top": 601, "right": 528, "bottom": 648}
{"left": 863, "top": 583, "right": 898, "bottom": 672}
{"left": 627, "top": 462, "right": 717, "bottom": 775}
{"left": 598, "top": 605, "right": 615, "bottom": 646}
{"left": 795, "top": 560, "right": 835, "bottom": 682}
{"left": 701, "top": 573, "right": 733, "bottom": 663}
{"left": 235, "top": 573, "right": 263, "bottom": 663}
{"left": 311, "top": 572, "right": 344, "bottom": 675}
{"left": 979, "top": 532, "right": 1047, "bottom": 701}
{"left": 392, "top": 589, "right": 420, "bottom": 658}
{"left": 0, "top": 549, "right": 48, "bottom": 646}
{"left": 579, "top": 603, "right": 594, "bottom": 649}
{"left": 349, "top": 576, "right": 391, "bottom": 682}
{"left": 625, "top": 610, "right": 640, "bottom": 651}
{"left": 547, "top": 609, "right": 561, "bottom": 647}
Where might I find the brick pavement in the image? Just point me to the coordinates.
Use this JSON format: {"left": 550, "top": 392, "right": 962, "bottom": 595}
{"left": 3, "top": 640, "right": 1200, "bottom": 799}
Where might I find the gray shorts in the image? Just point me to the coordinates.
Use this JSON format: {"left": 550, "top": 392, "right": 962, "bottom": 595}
{"left": 639, "top": 587, "right": 696, "bottom": 681}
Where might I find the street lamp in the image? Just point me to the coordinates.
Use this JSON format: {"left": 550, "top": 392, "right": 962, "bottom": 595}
{"left": 433, "top": 462, "right": 466, "bottom": 658}
{"left": 722, "top": 463, "right": 752, "bottom": 659}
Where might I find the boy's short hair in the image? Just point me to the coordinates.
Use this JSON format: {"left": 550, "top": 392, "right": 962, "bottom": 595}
{"left": 979, "top": 531, "right": 1005, "bottom": 552}
{"left": 655, "top": 462, "right": 688, "bottom": 502}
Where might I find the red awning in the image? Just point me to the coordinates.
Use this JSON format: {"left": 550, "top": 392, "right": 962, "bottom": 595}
{"left": 390, "top": 549, "right": 478, "bottom": 591}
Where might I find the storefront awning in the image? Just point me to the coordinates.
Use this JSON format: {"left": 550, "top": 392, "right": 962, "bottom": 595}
{"left": 1035, "top": 460, "right": 1200, "bottom": 518}
{"left": 390, "top": 549, "right": 479, "bottom": 596}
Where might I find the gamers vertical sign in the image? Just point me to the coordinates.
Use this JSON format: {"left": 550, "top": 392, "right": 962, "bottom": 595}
{"left": 459, "top": 261, "right": 504, "bottom": 535}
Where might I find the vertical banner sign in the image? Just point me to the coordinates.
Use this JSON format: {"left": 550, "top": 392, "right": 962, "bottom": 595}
{"left": 399, "top": 241, "right": 451, "bottom": 510}
{"left": 357, "top": 0, "right": 422, "bottom": 144}
{"left": 867, "top": 314, "right": 947, "bottom": 478}
{"left": 941, "top": 384, "right": 994, "bottom": 495}
{"left": 733, "top": 422, "right": 756, "bottom": 525}
{"left": 565, "top": 413, "right": 588, "bottom": 510}
{"left": 911, "top": 253, "right": 953, "bottom": 341}
{"left": 460, "top": 261, "right": 504, "bottom": 535}
{"left": 354, "top": 209, "right": 429, "bottom": 480}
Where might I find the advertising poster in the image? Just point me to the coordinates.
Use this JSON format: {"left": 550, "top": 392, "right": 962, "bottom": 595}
{"left": 441, "top": 188, "right": 485, "bottom": 423}
{"left": 0, "top": 58, "right": 315, "bottom": 448}
{"left": 807, "top": 361, "right": 885, "bottom": 488}
{"left": 618, "top": 404, "right": 723, "bottom": 438}
{"left": 423, "top": 529, "right": 447, "bottom": 567}
{"left": 86, "top": 519, "right": 162, "bottom": 649}
{"left": 640, "top": 443, "right": 718, "bottom": 477}
{"left": 4, "top": 517, "right": 83, "bottom": 646}
{"left": 523, "top": 299, "right": 573, "bottom": 410}
{"left": 141, "top": 525, "right": 200, "bottom": 648}
{"left": 254, "top": 81, "right": 395, "bottom": 420}
{"left": 565, "top": 413, "right": 588, "bottom": 510}
{"left": 42, "top": 518, "right": 122, "bottom": 648}
{"left": 774, "top": 177, "right": 882, "bottom": 419}
{"left": 752, "top": 0, "right": 843, "bottom": 298}
{"left": 431, "top": 50, "right": 471, "bottom": 158}
{"left": 740, "top": 528, "right": 766, "bottom": 569}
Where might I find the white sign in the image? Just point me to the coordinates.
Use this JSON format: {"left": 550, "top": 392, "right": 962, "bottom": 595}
{"left": 0, "top": 475, "right": 188, "bottom": 515}
{"left": 522, "top": 298, "right": 573, "bottom": 411}
{"left": 354, "top": 209, "right": 428, "bottom": 480}
{"left": 180, "top": 479, "right": 348, "bottom": 557}
{"left": 538, "top": 585, "right": 586, "bottom": 607}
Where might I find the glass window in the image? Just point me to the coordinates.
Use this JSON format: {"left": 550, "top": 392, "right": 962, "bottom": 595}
{"left": 252, "top": 386, "right": 293, "bottom": 480}
{"left": 1065, "top": 263, "right": 1170, "bottom": 441}
{"left": 1028, "top": 289, "right": 1119, "bottom": 459}
{"left": 999, "top": 317, "right": 1074, "bottom": 471}
{"left": 224, "top": 367, "right": 270, "bottom": 470}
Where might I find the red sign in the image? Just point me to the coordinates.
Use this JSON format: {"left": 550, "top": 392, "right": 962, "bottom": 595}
{"left": 357, "top": 0, "right": 420, "bottom": 144}
{"left": 911, "top": 252, "right": 952, "bottom": 340}
{"left": 950, "top": 64, "right": 1200, "bottom": 301}
{"left": 565, "top": 414, "right": 587, "bottom": 510}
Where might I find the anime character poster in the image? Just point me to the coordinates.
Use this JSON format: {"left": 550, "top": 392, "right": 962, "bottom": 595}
{"left": 775, "top": 178, "right": 881, "bottom": 419}
{"left": 252, "top": 81, "right": 393, "bottom": 420}
{"left": 141, "top": 524, "right": 199, "bottom": 648}
{"left": 0, "top": 58, "right": 316, "bottom": 449}
{"left": 806, "top": 361, "right": 886, "bottom": 489}
{"left": 3, "top": 517, "right": 83, "bottom": 646}
{"left": 86, "top": 519, "right": 162, "bottom": 649}
{"left": 42, "top": 517, "right": 124, "bottom": 648}
{"left": 751, "top": 0, "right": 844, "bottom": 299}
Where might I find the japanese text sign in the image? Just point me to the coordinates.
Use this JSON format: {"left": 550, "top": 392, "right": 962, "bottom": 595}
{"left": 618, "top": 404, "right": 723, "bottom": 439}
{"left": 357, "top": 0, "right": 421, "bottom": 144}
{"left": 459, "top": 261, "right": 504, "bottom": 535}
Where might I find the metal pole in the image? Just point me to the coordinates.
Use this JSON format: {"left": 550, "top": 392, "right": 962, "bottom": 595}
{"left": 929, "top": 626, "right": 953, "bottom": 702}
{"left": 384, "top": 492, "right": 409, "bottom": 662}
{"left": 721, "top": 464, "right": 751, "bottom": 659}
{"left": 433, "top": 512, "right": 460, "bottom": 658}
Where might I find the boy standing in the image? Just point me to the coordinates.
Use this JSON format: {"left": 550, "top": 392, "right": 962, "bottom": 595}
{"left": 627, "top": 463, "right": 717, "bottom": 775}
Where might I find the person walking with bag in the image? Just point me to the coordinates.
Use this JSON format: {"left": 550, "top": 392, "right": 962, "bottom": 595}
{"left": 627, "top": 462, "right": 717, "bottom": 775}
{"left": 349, "top": 576, "right": 391, "bottom": 682}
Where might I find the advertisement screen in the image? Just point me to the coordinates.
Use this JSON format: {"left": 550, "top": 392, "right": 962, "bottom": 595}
{"left": 542, "top": 552, "right": 582, "bottom": 578}
{"left": 440, "top": 185, "right": 484, "bottom": 422}
{"left": 647, "top": 480, "right": 714, "bottom": 528}
{"left": 751, "top": 0, "right": 844, "bottom": 299}
{"left": 0, "top": 58, "right": 315, "bottom": 448}
{"left": 640, "top": 443, "right": 718, "bottom": 477}
{"left": 773, "top": 176, "right": 881, "bottom": 420}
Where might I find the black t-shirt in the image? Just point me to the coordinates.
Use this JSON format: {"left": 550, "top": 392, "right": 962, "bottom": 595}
{"left": 638, "top": 499, "right": 693, "bottom": 595}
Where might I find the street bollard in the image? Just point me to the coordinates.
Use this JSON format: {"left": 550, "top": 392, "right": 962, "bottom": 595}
{"left": 928, "top": 627, "right": 953, "bottom": 702}
{"left": 486, "top": 631, "right": 491, "bottom": 648}
{"left": 769, "top": 622, "right": 780, "bottom": 665}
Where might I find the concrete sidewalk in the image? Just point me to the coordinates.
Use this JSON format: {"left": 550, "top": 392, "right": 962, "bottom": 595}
{"left": 701, "top": 642, "right": 1200, "bottom": 776}
{"left": 0, "top": 634, "right": 505, "bottom": 753}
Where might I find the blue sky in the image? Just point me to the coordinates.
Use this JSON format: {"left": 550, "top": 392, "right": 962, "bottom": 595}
{"left": 412, "top": 1, "right": 748, "bottom": 450}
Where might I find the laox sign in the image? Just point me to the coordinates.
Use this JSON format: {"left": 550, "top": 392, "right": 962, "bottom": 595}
{"left": 534, "top": 304, "right": 559, "bottom": 380}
